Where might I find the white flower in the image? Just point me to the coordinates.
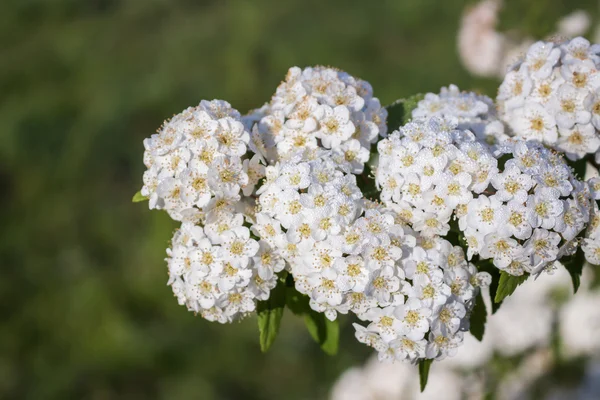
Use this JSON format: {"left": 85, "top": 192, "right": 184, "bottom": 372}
{"left": 252, "top": 241, "right": 285, "bottom": 279}
{"left": 558, "top": 123, "right": 600, "bottom": 160}
{"left": 214, "top": 118, "right": 249, "bottom": 156}
{"left": 526, "top": 188, "right": 564, "bottom": 230}
{"left": 483, "top": 234, "right": 524, "bottom": 270}
{"left": 220, "top": 227, "right": 259, "bottom": 268}
{"left": 560, "top": 59, "right": 600, "bottom": 91}
{"left": 217, "top": 289, "right": 256, "bottom": 318}
{"left": 524, "top": 228, "right": 561, "bottom": 267}
{"left": 509, "top": 102, "right": 557, "bottom": 143}
{"left": 431, "top": 300, "right": 466, "bottom": 336}
{"left": 334, "top": 256, "right": 370, "bottom": 292}
{"left": 365, "top": 266, "right": 401, "bottom": 304}
{"left": 466, "top": 195, "right": 507, "bottom": 235}
{"left": 523, "top": 41, "right": 560, "bottom": 80}
{"left": 491, "top": 164, "right": 533, "bottom": 203}
{"left": 395, "top": 297, "right": 432, "bottom": 340}
{"left": 308, "top": 268, "right": 344, "bottom": 307}
{"left": 498, "top": 67, "right": 533, "bottom": 111}
{"left": 503, "top": 200, "right": 534, "bottom": 240}
{"left": 582, "top": 238, "right": 600, "bottom": 265}
{"left": 549, "top": 84, "right": 590, "bottom": 129}
{"left": 554, "top": 199, "right": 586, "bottom": 241}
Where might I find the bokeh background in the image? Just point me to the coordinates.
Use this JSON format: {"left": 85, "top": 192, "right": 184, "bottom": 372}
{"left": 2, "top": 0, "right": 599, "bottom": 399}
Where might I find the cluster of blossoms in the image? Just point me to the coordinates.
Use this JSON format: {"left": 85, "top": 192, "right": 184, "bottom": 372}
{"left": 353, "top": 235, "right": 489, "bottom": 362}
{"left": 141, "top": 100, "right": 265, "bottom": 222}
{"left": 249, "top": 66, "right": 387, "bottom": 172}
{"left": 412, "top": 84, "right": 509, "bottom": 152}
{"left": 497, "top": 37, "right": 600, "bottom": 161}
{"left": 331, "top": 265, "right": 600, "bottom": 400}
{"left": 138, "top": 58, "right": 600, "bottom": 371}
{"left": 255, "top": 146, "right": 488, "bottom": 361}
{"left": 462, "top": 139, "right": 592, "bottom": 275}
{"left": 167, "top": 220, "right": 273, "bottom": 323}
{"left": 375, "top": 116, "right": 499, "bottom": 238}
{"left": 376, "top": 116, "right": 593, "bottom": 275}
{"left": 141, "top": 100, "right": 273, "bottom": 322}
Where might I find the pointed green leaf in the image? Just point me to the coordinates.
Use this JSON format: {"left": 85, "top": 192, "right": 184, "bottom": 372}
{"left": 285, "top": 277, "right": 339, "bottom": 355}
{"left": 304, "top": 312, "right": 339, "bottom": 356}
{"left": 469, "top": 291, "right": 487, "bottom": 341}
{"left": 562, "top": 246, "right": 585, "bottom": 293}
{"left": 385, "top": 93, "right": 424, "bottom": 132}
{"left": 285, "top": 285, "right": 311, "bottom": 316}
{"left": 495, "top": 271, "right": 528, "bottom": 304}
{"left": 419, "top": 359, "right": 433, "bottom": 392}
{"left": 132, "top": 191, "right": 149, "bottom": 202}
{"left": 256, "top": 276, "right": 287, "bottom": 352}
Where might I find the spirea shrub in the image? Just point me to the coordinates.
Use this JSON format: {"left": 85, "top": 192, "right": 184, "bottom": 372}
{"left": 134, "top": 47, "right": 600, "bottom": 390}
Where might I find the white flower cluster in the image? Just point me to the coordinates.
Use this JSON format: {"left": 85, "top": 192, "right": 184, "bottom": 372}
{"left": 167, "top": 220, "right": 277, "bottom": 323}
{"left": 376, "top": 117, "right": 592, "bottom": 275}
{"left": 251, "top": 66, "right": 387, "bottom": 173}
{"left": 141, "top": 99, "right": 264, "bottom": 223}
{"left": 353, "top": 235, "right": 489, "bottom": 363}
{"left": 331, "top": 265, "right": 600, "bottom": 400}
{"left": 412, "top": 84, "right": 509, "bottom": 151}
{"left": 140, "top": 100, "right": 276, "bottom": 322}
{"left": 462, "top": 140, "right": 592, "bottom": 275}
{"left": 252, "top": 145, "right": 487, "bottom": 362}
{"left": 376, "top": 117, "right": 499, "bottom": 237}
{"left": 497, "top": 37, "right": 600, "bottom": 160}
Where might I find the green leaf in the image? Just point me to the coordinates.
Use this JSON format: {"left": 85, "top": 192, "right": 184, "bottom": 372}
{"left": 356, "top": 152, "right": 379, "bottom": 200}
{"left": 476, "top": 258, "right": 501, "bottom": 313}
{"left": 304, "top": 312, "right": 339, "bottom": 356}
{"left": 418, "top": 359, "right": 433, "bottom": 392}
{"left": 285, "top": 276, "right": 339, "bottom": 355}
{"left": 495, "top": 271, "right": 528, "bottom": 303}
{"left": 132, "top": 191, "right": 149, "bottom": 202}
{"left": 285, "top": 284, "right": 311, "bottom": 316}
{"left": 469, "top": 291, "right": 487, "bottom": 341}
{"left": 562, "top": 245, "right": 585, "bottom": 293}
{"left": 566, "top": 157, "right": 587, "bottom": 180}
{"left": 256, "top": 275, "right": 287, "bottom": 352}
{"left": 385, "top": 93, "right": 424, "bottom": 132}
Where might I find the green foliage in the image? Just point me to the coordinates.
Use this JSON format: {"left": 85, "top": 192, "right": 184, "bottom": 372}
{"left": 131, "top": 190, "right": 148, "bottom": 202}
{"left": 385, "top": 93, "right": 425, "bottom": 132}
{"left": 562, "top": 246, "right": 586, "bottom": 293}
{"left": 470, "top": 291, "right": 487, "bottom": 341}
{"left": 419, "top": 359, "right": 433, "bottom": 392}
{"left": 285, "top": 276, "right": 339, "bottom": 355}
{"left": 304, "top": 313, "right": 339, "bottom": 356}
{"left": 566, "top": 158, "right": 587, "bottom": 181}
{"left": 356, "top": 151, "right": 379, "bottom": 200}
{"left": 495, "top": 271, "right": 529, "bottom": 304}
{"left": 256, "top": 274, "right": 288, "bottom": 352}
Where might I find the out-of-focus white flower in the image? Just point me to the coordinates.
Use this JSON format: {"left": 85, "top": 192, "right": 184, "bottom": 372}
{"left": 458, "top": 0, "right": 506, "bottom": 78}
{"left": 557, "top": 10, "right": 591, "bottom": 38}
{"left": 560, "top": 291, "right": 600, "bottom": 357}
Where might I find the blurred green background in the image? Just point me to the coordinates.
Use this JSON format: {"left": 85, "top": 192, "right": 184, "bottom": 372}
{"left": 1, "top": 0, "right": 598, "bottom": 399}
